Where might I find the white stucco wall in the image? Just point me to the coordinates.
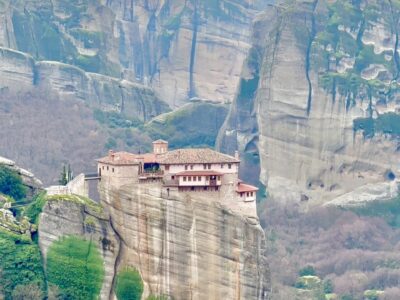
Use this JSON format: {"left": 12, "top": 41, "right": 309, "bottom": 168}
{"left": 163, "top": 163, "right": 239, "bottom": 175}
{"left": 178, "top": 175, "right": 222, "bottom": 187}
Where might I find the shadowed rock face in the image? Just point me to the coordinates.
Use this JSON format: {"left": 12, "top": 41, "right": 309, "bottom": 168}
{"left": 98, "top": 181, "right": 270, "bottom": 299}
{"left": 0, "top": 0, "right": 270, "bottom": 106}
{"left": 218, "top": 0, "right": 400, "bottom": 206}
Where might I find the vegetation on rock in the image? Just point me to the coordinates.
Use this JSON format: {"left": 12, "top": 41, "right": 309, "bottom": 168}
{"left": 24, "top": 192, "right": 47, "bottom": 225}
{"left": 0, "top": 165, "right": 26, "bottom": 201}
{"left": 353, "top": 113, "right": 400, "bottom": 138}
{"left": 0, "top": 229, "right": 46, "bottom": 300}
{"left": 115, "top": 267, "right": 144, "bottom": 300}
{"left": 46, "top": 235, "right": 104, "bottom": 300}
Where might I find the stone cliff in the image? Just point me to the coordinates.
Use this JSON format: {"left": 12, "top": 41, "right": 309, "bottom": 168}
{"left": 0, "top": 47, "right": 168, "bottom": 122}
{"left": 0, "top": 0, "right": 269, "bottom": 105}
{"left": 218, "top": 0, "right": 400, "bottom": 206}
{"left": 38, "top": 195, "right": 119, "bottom": 299}
{"left": 0, "top": 46, "right": 169, "bottom": 184}
{"left": 97, "top": 180, "right": 270, "bottom": 299}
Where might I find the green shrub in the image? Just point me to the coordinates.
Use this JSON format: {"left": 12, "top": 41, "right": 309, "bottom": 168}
{"left": 24, "top": 192, "right": 47, "bottom": 225}
{"left": 115, "top": 267, "right": 144, "bottom": 300}
{"left": 0, "top": 230, "right": 46, "bottom": 299}
{"left": 299, "top": 265, "right": 316, "bottom": 276}
{"left": 323, "top": 279, "right": 334, "bottom": 294}
{"left": 0, "top": 165, "right": 26, "bottom": 201}
{"left": 46, "top": 236, "right": 104, "bottom": 300}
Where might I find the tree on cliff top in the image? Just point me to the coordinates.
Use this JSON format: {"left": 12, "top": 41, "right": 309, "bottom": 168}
{"left": 0, "top": 165, "right": 26, "bottom": 201}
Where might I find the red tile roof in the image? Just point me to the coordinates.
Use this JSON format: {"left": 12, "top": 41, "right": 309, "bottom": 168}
{"left": 97, "top": 151, "right": 139, "bottom": 165}
{"left": 175, "top": 170, "right": 223, "bottom": 176}
{"left": 136, "top": 153, "right": 158, "bottom": 163}
{"left": 152, "top": 139, "right": 168, "bottom": 144}
{"left": 157, "top": 148, "right": 239, "bottom": 164}
{"left": 236, "top": 183, "right": 259, "bottom": 193}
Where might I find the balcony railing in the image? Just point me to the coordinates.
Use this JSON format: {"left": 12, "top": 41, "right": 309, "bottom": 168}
{"left": 139, "top": 170, "right": 164, "bottom": 179}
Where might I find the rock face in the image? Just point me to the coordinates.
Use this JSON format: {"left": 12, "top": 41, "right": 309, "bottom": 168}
{"left": 0, "top": 0, "right": 269, "bottom": 106}
{"left": 98, "top": 181, "right": 270, "bottom": 299}
{"left": 38, "top": 196, "right": 119, "bottom": 300}
{"left": 0, "top": 47, "right": 169, "bottom": 122}
{"left": 218, "top": 0, "right": 400, "bottom": 205}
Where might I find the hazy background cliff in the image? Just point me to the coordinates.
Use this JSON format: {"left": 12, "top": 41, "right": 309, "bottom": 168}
{"left": 0, "top": 0, "right": 269, "bottom": 184}
{"left": 218, "top": 0, "right": 400, "bottom": 206}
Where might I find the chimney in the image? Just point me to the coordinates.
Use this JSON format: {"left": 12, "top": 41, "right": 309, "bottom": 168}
{"left": 234, "top": 150, "right": 240, "bottom": 160}
{"left": 108, "top": 150, "right": 115, "bottom": 160}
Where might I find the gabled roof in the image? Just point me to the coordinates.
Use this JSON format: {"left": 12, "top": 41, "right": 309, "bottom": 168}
{"left": 152, "top": 139, "right": 168, "bottom": 144}
{"left": 157, "top": 148, "right": 239, "bottom": 165}
{"left": 97, "top": 151, "right": 139, "bottom": 165}
{"left": 136, "top": 153, "right": 158, "bottom": 163}
{"left": 236, "top": 183, "right": 259, "bottom": 193}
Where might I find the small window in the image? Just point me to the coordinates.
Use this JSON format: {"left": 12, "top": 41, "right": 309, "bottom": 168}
{"left": 216, "top": 187, "right": 219, "bottom": 191}
{"left": 165, "top": 165, "right": 170, "bottom": 171}
{"left": 102, "top": 166, "right": 104, "bottom": 170}
{"left": 247, "top": 192, "right": 250, "bottom": 197}
{"left": 228, "top": 164, "right": 232, "bottom": 169}
{"left": 208, "top": 164, "right": 211, "bottom": 170}
{"left": 203, "top": 164, "right": 207, "bottom": 170}
{"left": 251, "top": 192, "right": 254, "bottom": 196}
{"left": 112, "top": 168, "right": 114, "bottom": 173}
{"left": 240, "top": 192, "right": 244, "bottom": 197}
{"left": 107, "top": 166, "right": 109, "bottom": 171}
{"left": 198, "top": 176, "right": 201, "bottom": 181}
{"left": 183, "top": 176, "right": 187, "bottom": 182}
{"left": 190, "top": 165, "right": 194, "bottom": 170}
{"left": 189, "top": 176, "right": 192, "bottom": 181}
{"left": 185, "top": 165, "right": 188, "bottom": 170}
{"left": 221, "top": 164, "right": 224, "bottom": 168}
{"left": 172, "top": 176, "right": 175, "bottom": 180}
{"left": 193, "top": 176, "right": 197, "bottom": 182}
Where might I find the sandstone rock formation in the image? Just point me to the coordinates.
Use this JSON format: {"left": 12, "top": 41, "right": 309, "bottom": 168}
{"left": 0, "top": 47, "right": 169, "bottom": 122}
{"left": 38, "top": 195, "right": 119, "bottom": 299}
{"left": 0, "top": 0, "right": 269, "bottom": 105}
{"left": 98, "top": 180, "right": 270, "bottom": 299}
{"left": 218, "top": 0, "right": 400, "bottom": 206}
